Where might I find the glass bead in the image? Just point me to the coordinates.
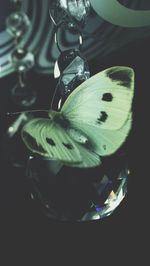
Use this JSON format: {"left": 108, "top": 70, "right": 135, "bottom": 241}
{"left": 6, "top": 11, "right": 30, "bottom": 38}
{"left": 49, "top": 0, "right": 91, "bottom": 29}
{"left": 52, "top": 49, "right": 90, "bottom": 109}
{"left": 11, "top": 48, "right": 35, "bottom": 72}
{"left": 57, "top": 49, "right": 89, "bottom": 84}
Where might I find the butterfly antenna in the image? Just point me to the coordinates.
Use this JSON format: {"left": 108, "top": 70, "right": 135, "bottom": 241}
{"left": 6, "top": 110, "right": 48, "bottom": 116}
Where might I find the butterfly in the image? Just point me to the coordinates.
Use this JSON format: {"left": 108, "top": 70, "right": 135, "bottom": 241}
{"left": 21, "top": 66, "right": 134, "bottom": 168}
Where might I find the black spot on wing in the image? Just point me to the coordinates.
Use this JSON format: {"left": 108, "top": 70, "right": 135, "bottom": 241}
{"left": 63, "top": 143, "right": 73, "bottom": 150}
{"left": 23, "top": 132, "right": 46, "bottom": 154}
{"left": 103, "top": 144, "right": 107, "bottom": 150}
{"left": 97, "top": 111, "right": 108, "bottom": 124}
{"left": 46, "top": 138, "right": 56, "bottom": 146}
{"left": 106, "top": 68, "right": 132, "bottom": 87}
{"left": 102, "top": 93, "right": 113, "bottom": 102}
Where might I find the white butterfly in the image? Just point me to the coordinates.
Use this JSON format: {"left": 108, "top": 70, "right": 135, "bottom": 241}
{"left": 21, "top": 66, "right": 134, "bottom": 168}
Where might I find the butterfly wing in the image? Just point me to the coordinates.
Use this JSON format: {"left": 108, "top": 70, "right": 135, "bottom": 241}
{"left": 61, "top": 66, "right": 134, "bottom": 156}
{"left": 21, "top": 118, "right": 82, "bottom": 165}
{"left": 64, "top": 142, "right": 101, "bottom": 168}
{"left": 21, "top": 66, "right": 134, "bottom": 168}
{"left": 68, "top": 114, "right": 132, "bottom": 156}
{"left": 21, "top": 117, "right": 101, "bottom": 167}
{"left": 61, "top": 66, "right": 134, "bottom": 130}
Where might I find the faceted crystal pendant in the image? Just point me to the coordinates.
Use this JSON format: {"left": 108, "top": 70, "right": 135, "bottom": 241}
{"left": 6, "top": 12, "right": 30, "bottom": 38}
{"left": 67, "top": 0, "right": 91, "bottom": 22}
{"left": 26, "top": 156, "right": 129, "bottom": 221}
{"left": 49, "top": 0, "right": 91, "bottom": 29}
{"left": 53, "top": 49, "right": 90, "bottom": 109}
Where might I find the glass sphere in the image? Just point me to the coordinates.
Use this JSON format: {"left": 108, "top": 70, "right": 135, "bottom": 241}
{"left": 26, "top": 155, "right": 129, "bottom": 221}
{"left": 11, "top": 48, "right": 35, "bottom": 72}
{"left": 6, "top": 11, "right": 30, "bottom": 38}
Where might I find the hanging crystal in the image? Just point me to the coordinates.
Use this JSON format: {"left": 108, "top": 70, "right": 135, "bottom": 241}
{"left": 67, "top": 0, "right": 91, "bottom": 22}
{"left": 49, "top": 0, "right": 91, "bottom": 30}
{"left": 52, "top": 49, "right": 90, "bottom": 109}
{"left": 11, "top": 48, "right": 36, "bottom": 107}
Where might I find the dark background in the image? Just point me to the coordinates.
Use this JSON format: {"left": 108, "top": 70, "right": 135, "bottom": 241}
{"left": 0, "top": 36, "right": 149, "bottom": 231}
{"left": 0, "top": 1, "right": 149, "bottom": 259}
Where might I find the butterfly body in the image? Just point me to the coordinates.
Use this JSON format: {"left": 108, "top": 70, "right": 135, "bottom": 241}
{"left": 48, "top": 109, "right": 90, "bottom": 145}
{"left": 48, "top": 110, "right": 70, "bottom": 129}
{"left": 22, "top": 66, "right": 134, "bottom": 168}
{"left": 67, "top": 128, "right": 89, "bottom": 144}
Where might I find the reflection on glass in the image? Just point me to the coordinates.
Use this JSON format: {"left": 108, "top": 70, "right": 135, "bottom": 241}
{"left": 26, "top": 155, "right": 129, "bottom": 222}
